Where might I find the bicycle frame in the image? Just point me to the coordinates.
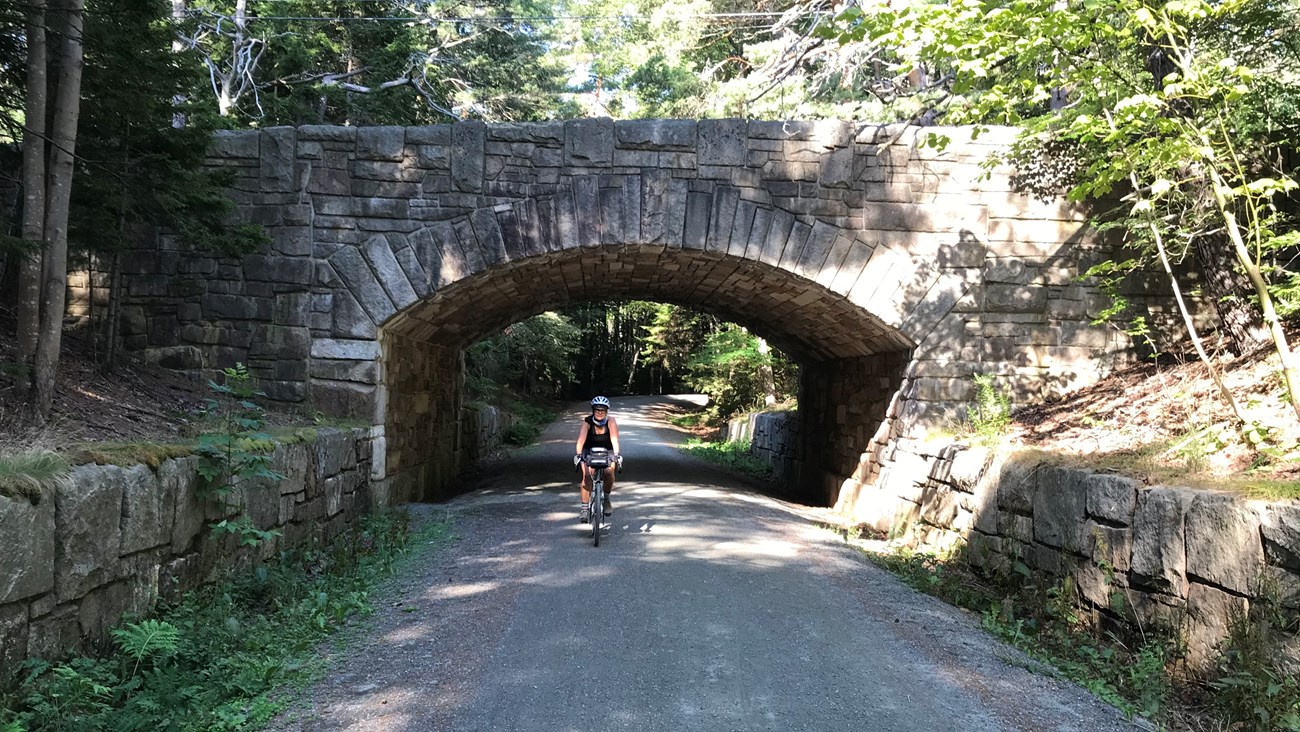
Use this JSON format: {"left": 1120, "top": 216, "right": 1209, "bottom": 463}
{"left": 584, "top": 448, "right": 613, "bottom": 547}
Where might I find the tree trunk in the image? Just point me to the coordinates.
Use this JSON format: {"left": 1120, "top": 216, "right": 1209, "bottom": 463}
{"left": 1194, "top": 231, "right": 1268, "bottom": 354}
{"left": 757, "top": 337, "right": 777, "bottom": 406}
{"left": 171, "top": 0, "right": 188, "bottom": 127}
{"left": 101, "top": 243, "right": 123, "bottom": 374}
{"left": 16, "top": 0, "right": 49, "bottom": 396}
{"left": 31, "top": 0, "right": 86, "bottom": 420}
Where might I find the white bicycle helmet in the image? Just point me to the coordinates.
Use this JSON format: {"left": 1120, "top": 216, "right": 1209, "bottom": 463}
{"left": 590, "top": 396, "right": 611, "bottom": 425}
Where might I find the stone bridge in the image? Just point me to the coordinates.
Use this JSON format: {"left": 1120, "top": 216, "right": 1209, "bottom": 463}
{"left": 104, "top": 118, "right": 1158, "bottom": 507}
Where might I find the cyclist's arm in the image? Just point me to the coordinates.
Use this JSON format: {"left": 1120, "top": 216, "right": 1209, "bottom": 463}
{"left": 574, "top": 420, "right": 589, "bottom": 457}
{"left": 609, "top": 419, "right": 621, "bottom": 454}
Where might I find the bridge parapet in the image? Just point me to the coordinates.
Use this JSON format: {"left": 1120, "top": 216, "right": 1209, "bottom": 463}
{"left": 101, "top": 119, "right": 1165, "bottom": 504}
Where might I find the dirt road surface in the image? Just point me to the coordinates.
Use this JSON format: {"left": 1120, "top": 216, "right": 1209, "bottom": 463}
{"left": 268, "top": 395, "right": 1141, "bottom": 732}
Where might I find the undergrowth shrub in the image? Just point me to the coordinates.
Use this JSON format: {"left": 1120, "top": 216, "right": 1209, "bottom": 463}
{"left": 503, "top": 401, "right": 557, "bottom": 446}
{"left": 965, "top": 374, "right": 1012, "bottom": 446}
{"left": 0, "top": 510, "right": 442, "bottom": 732}
{"left": 680, "top": 438, "right": 774, "bottom": 481}
{"left": 1208, "top": 578, "right": 1300, "bottom": 731}
{"left": 194, "top": 364, "right": 283, "bottom": 501}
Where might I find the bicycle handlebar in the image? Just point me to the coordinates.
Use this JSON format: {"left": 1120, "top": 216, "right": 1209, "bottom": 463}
{"left": 575, "top": 453, "right": 623, "bottom": 472}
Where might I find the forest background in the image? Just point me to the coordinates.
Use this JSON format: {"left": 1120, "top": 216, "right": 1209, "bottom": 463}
{"left": 0, "top": 0, "right": 1298, "bottom": 439}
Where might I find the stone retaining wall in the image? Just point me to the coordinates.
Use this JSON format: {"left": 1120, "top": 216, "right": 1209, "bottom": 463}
{"left": 722, "top": 410, "right": 801, "bottom": 489}
{"left": 0, "top": 399, "right": 526, "bottom": 672}
{"left": 839, "top": 441, "right": 1300, "bottom": 669}
{"left": 0, "top": 429, "right": 373, "bottom": 672}
{"left": 461, "top": 404, "right": 520, "bottom": 463}
{"left": 733, "top": 409, "right": 1300, "bottom": 668}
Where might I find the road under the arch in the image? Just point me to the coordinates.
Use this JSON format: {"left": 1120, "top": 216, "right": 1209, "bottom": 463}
{"left": 266, "top": 396, "right": 1140, "bottom": 732}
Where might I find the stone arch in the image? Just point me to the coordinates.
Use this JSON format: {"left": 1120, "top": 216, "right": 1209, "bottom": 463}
{"left": 311, "top": 177, "right": 975, "bottom": 504}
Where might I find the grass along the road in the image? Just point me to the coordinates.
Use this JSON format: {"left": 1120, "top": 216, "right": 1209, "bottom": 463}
{"left": 679, "top": 438, "right": 775, "bottom": 482}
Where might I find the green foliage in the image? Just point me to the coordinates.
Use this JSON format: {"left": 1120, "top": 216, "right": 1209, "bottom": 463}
{"left": 111, "top": 620, "right": 181, "bottom": 664}
{"left": 1208, "top": 579, "right": 1300, "bottom": 731}
{"left": 681, "top": 322, "right": 797, "bottom": 426}
{"left": 210, "top": 517, "right": 283, "bottom": 548}
{"left": 471, "top": 302, "right": 798, "bottom": 426}
{"left": 187, "top": 0, "right": 568, "bottom": 125}
{"left": 0, "top": 452, "right": 69, "bottom": 504}
{"left": 548, "top": 0, "right": 766, "bottom": 118}
{"left": 501, "top": 401, "right": 557, "bottom": 446}
{"left": 680, "top": 438, "right": 774, "bottom": 481}
{"left": 73, "top": 0, "right": 267, "bottom": 261}
{"left": 194, "top": 364, "right": 285, "bottom": 503}
{"left": 964, "top": 374, "right": 1012, "bottom": 446}
{"left": 467, "top": 312, "right": 581, "bottom": 402}
{"left": 0, "top": 510, "right": 435, "bottom": 732}
{"left": 820, "top": 0, "right": 1300, "bottom": 389}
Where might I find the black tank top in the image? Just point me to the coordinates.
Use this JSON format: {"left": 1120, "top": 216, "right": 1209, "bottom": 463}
{"left": 582, "top": 416, "right": 613, "bottom": 451}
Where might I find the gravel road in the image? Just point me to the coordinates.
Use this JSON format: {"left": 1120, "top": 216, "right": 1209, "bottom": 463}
{"left": 267, "top": 395, "right": 1142, "bottom": 732}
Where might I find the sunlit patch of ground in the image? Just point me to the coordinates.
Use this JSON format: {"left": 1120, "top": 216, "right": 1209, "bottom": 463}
{"left": 1005, "top": 341, "right": 1300, "bottom": 495}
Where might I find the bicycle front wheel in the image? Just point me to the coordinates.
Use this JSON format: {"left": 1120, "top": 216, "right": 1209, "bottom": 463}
{"left": 591, "top": 479, "right": 602, "bottom": 547}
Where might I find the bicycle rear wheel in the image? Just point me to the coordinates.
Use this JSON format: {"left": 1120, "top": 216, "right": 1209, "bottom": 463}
{"left": 591, "top": 478, "right": 602, "bottom": 547}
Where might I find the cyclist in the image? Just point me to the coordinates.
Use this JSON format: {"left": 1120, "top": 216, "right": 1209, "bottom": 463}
{"left": 573, "top": 396, "right": 621, "bottom": 523}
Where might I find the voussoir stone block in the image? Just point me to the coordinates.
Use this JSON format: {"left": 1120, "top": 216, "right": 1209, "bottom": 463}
{"left": 1185, "top": 492, "right": 1265, "bottom": 596}
{"left": 0, "top": 495, "right": 55, "bottom": 604}
{"left": 55, "top": 465, "right": 125, "bottom": 602}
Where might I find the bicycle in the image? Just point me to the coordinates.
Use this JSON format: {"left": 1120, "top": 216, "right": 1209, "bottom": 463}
{"left": 581, "top": 448, "right": 620, "bottom": 547}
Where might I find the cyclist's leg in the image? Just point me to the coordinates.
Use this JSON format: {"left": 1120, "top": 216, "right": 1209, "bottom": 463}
{"left": 579, "top": 464, "right": 593, "bottom": 503}
{"left": 579, "top": 463, "right": 593, "bottom": 521}
{"left": 601, "top": 466, "right": 615, "bottom": 514}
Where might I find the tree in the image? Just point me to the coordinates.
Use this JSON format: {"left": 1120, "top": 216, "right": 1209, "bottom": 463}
{"left": 813, "top": 0, "right": 1300, "bottom": 430}
{"left": 548, "top": 0, "right": 772, "bottom": 119}
{"left": 179, "top": 0, "right": 568, "bottom": 125}
{"left": 14, "top": 0, "right": 48, "bottom": 385}
{"left": 15, "top": 0, "right": 86, "bottom": 420}
{"left": 466, "top": 312, "right": 581, "bottom": 400}
{"left": 72, "top": 0, "right": 266, "bottom": 369}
